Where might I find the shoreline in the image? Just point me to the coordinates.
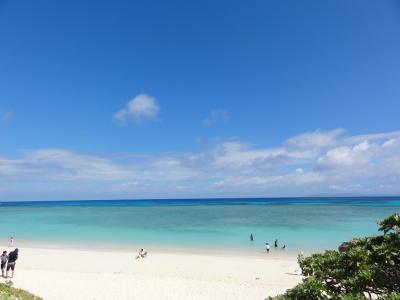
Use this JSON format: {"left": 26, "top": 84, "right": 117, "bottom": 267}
{"left": 2, "top": 239, "right": 313, "bottom": 259}
{"left": 0, "top": 245, "right": 303, "bottom": 300}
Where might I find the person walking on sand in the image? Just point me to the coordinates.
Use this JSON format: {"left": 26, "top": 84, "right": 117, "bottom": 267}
{"left": 265, "top": 242, "right": 270, "bottom": 253}
{"left": 0, "top": 251, "right": 8, "bottom": 277}
{"left": 250, "top": 233, "right": 254, "bottom": 241}
{"left": 297, "top": 251, "right": 304, "bottom": 261}
{"left": 6, "top": 248, "right": 18, "bottom": 278}
{"left": 297, "top": 251, "right": 304, "bottom": 272}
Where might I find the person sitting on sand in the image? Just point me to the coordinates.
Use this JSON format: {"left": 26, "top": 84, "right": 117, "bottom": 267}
{"left": 0, "top": 251, "right": 8, "bottom": 277}
{"left": 136, "top": 248, "right": 148, "bottom": 259}
{"left": 6, "top": 248, "right": 18, "bottom": 278}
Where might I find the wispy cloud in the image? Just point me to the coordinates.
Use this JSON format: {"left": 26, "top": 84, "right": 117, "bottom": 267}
{"left": 0, "top": 110, "right": 13, "bottom": 127}
{"left": 1, "top": 128, "right": 400, "bottom": 199}
{"left": 285, "top": 128, "right": 344, "bottom": 150}
{"left": 203, "top": 109, "right": 230, "bottom": 126}
{"left": 25, "top": 149, "right": 135, "bottom": 180}
{"left": 113, "top": 94, "right": 159, "bottom": 125}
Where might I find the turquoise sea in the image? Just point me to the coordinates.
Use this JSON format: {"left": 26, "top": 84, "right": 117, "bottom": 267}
{"left": 0, "top": 197, "right": 399, "bottom": 255}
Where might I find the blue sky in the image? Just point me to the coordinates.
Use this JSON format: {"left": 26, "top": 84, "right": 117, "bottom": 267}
{"left": 1, "top": 0, "right": 400, "bottom": 200}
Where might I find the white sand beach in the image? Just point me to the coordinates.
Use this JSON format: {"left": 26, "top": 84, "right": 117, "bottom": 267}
{"left": 0, "top": 246, "right": 302, "bottom": 300}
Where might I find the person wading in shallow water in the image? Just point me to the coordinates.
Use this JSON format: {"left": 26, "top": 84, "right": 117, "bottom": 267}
{"left": 265, "top": 242, "right": 270, "bottom": 253}
{"left": 6, "top": 248, "right": 18, "bottom": 278}
{"left": 250, "top": 233, "right": 254, "bottom": 241}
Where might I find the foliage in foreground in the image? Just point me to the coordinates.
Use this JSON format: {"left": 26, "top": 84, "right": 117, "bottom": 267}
{"left": 0, "top": 281, "right": 42, "bottom": 300}
{"left": 268, "top": 213, "right": 400, "bottom": 300}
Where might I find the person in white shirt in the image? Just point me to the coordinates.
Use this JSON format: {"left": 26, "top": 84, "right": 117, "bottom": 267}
{"left": 265, "top": 242, "right": 270, "bottom": 253}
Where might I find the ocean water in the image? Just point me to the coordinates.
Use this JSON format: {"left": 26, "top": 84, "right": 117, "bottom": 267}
{"left": 0, "top": 197, "right": 399, "bottom": 255}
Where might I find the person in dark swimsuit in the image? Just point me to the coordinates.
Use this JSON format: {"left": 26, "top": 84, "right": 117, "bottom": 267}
{"left": 6, "top": 248, "right": 18, "bottom": 278}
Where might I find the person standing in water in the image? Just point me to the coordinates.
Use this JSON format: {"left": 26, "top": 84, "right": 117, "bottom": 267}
{"left": 274, "top": 239, "right": 278, "bottom": 248}
{"left": 250, "top": 234, "right": 254, "bottom": 241}
{"left": 0, "top": 251, "right": 8, "bottom": 277}
{"left": 8, "top": 237, "right": 14, "bottom": 247}
{"left": 265, "top": 242, "right": 270, "bottom": 253}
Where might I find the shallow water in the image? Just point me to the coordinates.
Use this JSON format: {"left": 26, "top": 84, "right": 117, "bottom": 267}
{"left": 0, "top": 197, "right": 399, "bottom": 255}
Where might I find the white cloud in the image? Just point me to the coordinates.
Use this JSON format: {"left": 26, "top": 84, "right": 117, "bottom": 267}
{"left": 120, "top": 181, "right": 140, "bottom": 188}
{"left": 2, "top": 128, "right": 400, "bottom": 199}
{"left": 285, "top": 128, "right": 344, "bottom": 150}
{"left": 316, "top": 141, "right": 371, "bottom": 169}
{"left": 0, "top": 156, "right": 37, "bottom": 177}
{"left": 24, "top": 149, "right": 135, "bottom": 180}
{"left": 211, "top": 129, "right": 400, "bottom": 194}
{"left": 138, "top": 157, "right": 201, "bottom": 181}
{"left": 215, "top": 171, "right": 323, "bottom": 189}
{"left": 383, "top": 138, "right": 397, "bottom": 147}
{"left": 203, "top": 109, "right": 230, "bottom": 126}
{"left": 214, "top": 142, "right": 289, "bottom": 169}
{"left": 113, "top": 94, "right": 159, "bottom": 125}
{"left": 345, "top": 131, "right": 400, "bottom": 144}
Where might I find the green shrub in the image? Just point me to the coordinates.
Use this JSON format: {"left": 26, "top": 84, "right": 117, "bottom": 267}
{"left": 267, "top": 278, "right": 328, "bottom": 300}
{"left": 269, "top": 213, "right": 400, "bottom": 300}
{"left": 0, "top": 281, "right": 42, "bottom": 300}
{"left": 382, "top": 293, "right": 400, "bottom": 300}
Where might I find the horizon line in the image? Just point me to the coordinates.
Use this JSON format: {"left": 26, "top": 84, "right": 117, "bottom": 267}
{"left": 1, "top": 195, "right": 399, "bottom": 204}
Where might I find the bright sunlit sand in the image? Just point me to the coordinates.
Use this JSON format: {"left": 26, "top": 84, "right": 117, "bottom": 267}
{"left": 1, "top": 246, "right": 302, "bottom": 300}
